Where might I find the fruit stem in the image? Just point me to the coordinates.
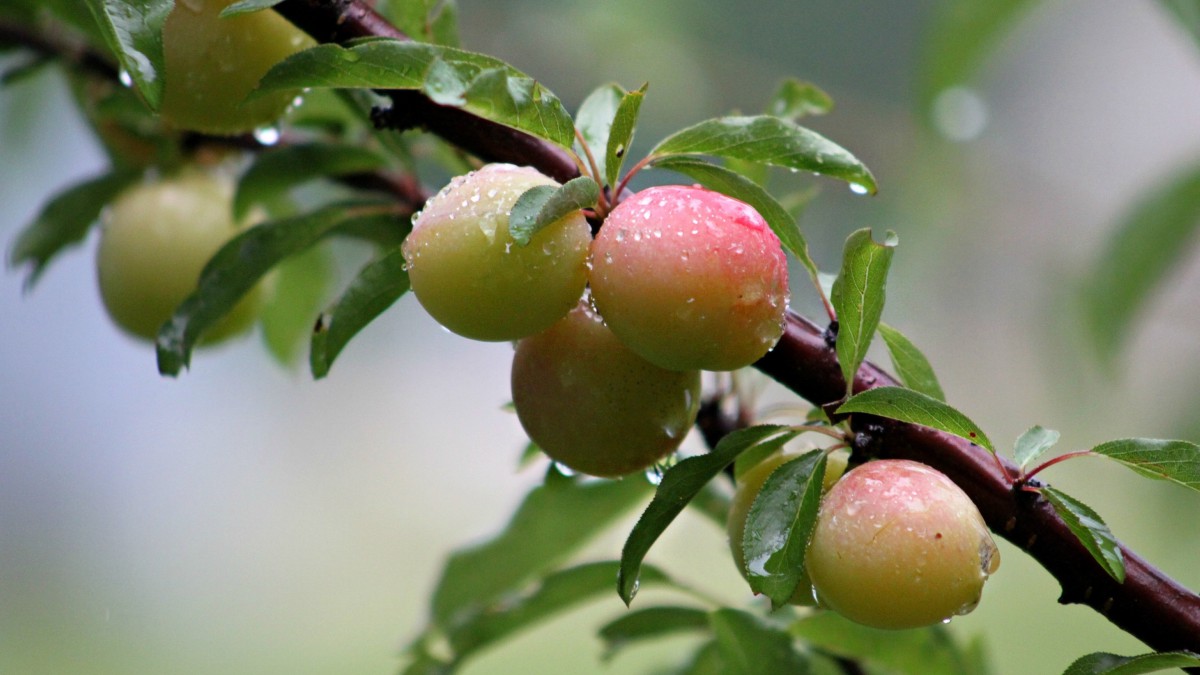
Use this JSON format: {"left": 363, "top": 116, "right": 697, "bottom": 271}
{"left": 573, "top": 128, "right": 609, "bottom": 215}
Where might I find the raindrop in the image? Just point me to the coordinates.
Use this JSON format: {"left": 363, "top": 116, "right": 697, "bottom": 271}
{"left": 604, "top": 253, "right": 613, "bottom": 264}
{"left": 932, "top": 86, "right": 989, "bottom": 142}
{"left": 644, "top": 467, "right": 664, "bottom": 486}
{"left": 118, "top": 69, "right": 133, "bottom": 88}
{"left": 253, "top": 126, "right": 280, "bottom": 145}
{"left": 848, "top": 183, "right": 869, "bottom": 195}
{"left": 616, "top": 229, "right": 626, "bottom": 243}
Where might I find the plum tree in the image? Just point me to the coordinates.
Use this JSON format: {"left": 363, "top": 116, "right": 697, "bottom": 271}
{"left": 589, "top": 185, "right": 789, "bottom": 372}
{"left": 806, "top": 459, "right": 1001, "bottom": 630}
{"left": 511, "top": 301, "right": 701, "bottom": 477}
{"left": 403, "top": 164, "right": 592, "bottom": 341}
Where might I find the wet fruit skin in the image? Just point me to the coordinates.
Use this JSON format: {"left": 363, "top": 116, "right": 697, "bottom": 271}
{"left": 160, "top": 0, "right": 313, "bottom": 134}
{"left": 806, "top": 459, "right": 1000, "bottom": 630}
{"left": 96, "top": 168, "right": 266, "bottom": 343}
{"left": 403, "top": 163, "right": 592, "bottom": 341}
{"left": 511, "top": 301, "right": 701, "bottom": 478}
{"left": 589, "top": 185, "right": 789, "bottom": 372}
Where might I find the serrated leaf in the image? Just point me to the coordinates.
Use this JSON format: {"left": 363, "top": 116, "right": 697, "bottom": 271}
{"left": 598, "top": 605, "right": 710, "bottom": 661}
{"left": 1157, "top": 1, "right": 1200, "bottom": 51}
{"left": 877, "top": 323, "right": 945, "bottom": 401}
{"left": 1091, "top": 438, "right": 1200, "bottom": 492}
{"left": 708, "top": 609, "right": 809, "bottom": 675}
{"left": 156, "top": 202, "right": 398, "bottom": 376}
{"left": 254, "top": 39, "right": 575, "bottom": 149}
{"left": 233, "top": 143, "right": 390, "bottom": 220}
{"left": 648, "top": 156, "right": 820, "bottom": 284}
{"left": 618, "top": 425, "right": 791, "bottom": 605}
{"left": 310, "top": 245, "right": 410, "bottom": 379}
{"left": 1041, "top": 487, "right": 1125, "bottom": 583}
{"left": 85, "top": 0, "right": 171, "bottom": 109}
{"left": 837, "top": 386, "right": 994, "bottom": 452}
{"left": 767, "top": 78, "right": 833, "bottom": 120}
{"left": 790, "top": 611, "right": 991, "bottom": 675}
{"left": 220, "top": 0, "right": 281, "bottom": 17}
{"left": 508, "top": 177, "right": 599, "bottom": 246}
{"left": 832, "top": 228, "right": 896, "bottom": 397}
{"left": 1082, "top": 161, "right": 1200, "bottom": 363}
{"left": 1063, "top": 650, "right": 1200, "bottom": 675}
{"left": 9, "top": 169, "right": 137, "bottom": 288}
{"left": 574, "top": 83, "right": 624, "bottom": 184}
{"left": 742, "top": 451, "right": 826, "bottom": 607}
{"left": 260, "top": 244, "right": 333, "bottom": 366}
{"left": 606, "top": 84, "right": 646, "bottom": 189}
{"left": 649, "top": 115, "right": 876, "bottom": 194}
{"left": 1013, "top": 425, "right": 1060, "bottom": 470}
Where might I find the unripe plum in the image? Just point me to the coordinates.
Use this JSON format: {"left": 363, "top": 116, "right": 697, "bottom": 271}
{"left": 403, "top": 164, "right": 592, "bottom": 341}
{"left": 806, "top": 459, "right": 1000, "bottom": 630}
{"left": 511, "top": 301, "right": 701, "bottom": 478}
{"left": 589, "top": 185, "right": 789, "bottom": 372}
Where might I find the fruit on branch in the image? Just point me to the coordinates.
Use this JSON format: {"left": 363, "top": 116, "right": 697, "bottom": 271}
{"left": 403, "top": 164, "right": 592, "bottom": 341}
{"left": 806, "top": 459, "right": 1000, "bottom": 630}
{"left": 160, "top": 0, "right": 313, "bottom": 134}
{"left": 96, "top": 167, "right": 267, "bottom": 343}
{"left": 589, "top": 185, "right": 789, "bottom": 372}
{"left": 511, "top": 301, "right": 701, "bottom": 478}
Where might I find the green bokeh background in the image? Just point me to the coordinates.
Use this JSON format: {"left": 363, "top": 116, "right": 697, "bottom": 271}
{"left": 2, "top": 1, "right": 1199, "bottom": 673}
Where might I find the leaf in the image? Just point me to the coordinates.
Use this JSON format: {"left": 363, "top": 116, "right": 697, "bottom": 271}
{"left": 837, "top": 386, "right": 994, "bottom": 452}
{"left": 574, "top": 83, "right": 624, "bottom": 184}
{"left": 598, "top": 605, "right": 710, "bottom": 661}
{"left": 648, "top": 156, "right": 821, "bottom": 284}
{"left": 708, "top": 609, "right": 809, "bottom": 675}
{"left": 790, "top": 611, "right": 991, "bottom": 675}
{"left": 606, "top": 84, "right": 646, "bottom": 190}
{"left": 254, "top": 39, "right": 575, "bottom": 149}
{"left": 310, "top": 246, "right": 410, "bottom": 379}
{"left": 618, "top": 425, "right": 791, "bottom": 605}
{"left": 1013, "top": 425, "right": 1060, "bottom": 471}
{"left": 517, "top": 440, "right": 543, "bottom": 468}
{"left": 742, "top": 451, "right": 826, "bottom": 607}
{"left": 1063, "top": 650, "right": 1200, "bottom": 675}
{"left": 767, "top": 78, "right": 833, "bottom": 120}
{"left": 220, "top": 0, "right": 281, "bottom": 17}
{"left": 259, "top": 244, "right": 333, "bottom": 366}
{"left": 1041, "top": 487, "right": 1125, "bottom": 583}
{"left": 9, "top": 169, "right": 137, "bottom": 288}
{"left": 687, "top": 480, "right": 735, "bottom": 529}
{"left": 1082, "top": 161, "right": 1200, "bottom": 362}
{"left": 649, "top": 115, "right": 876, "bottom": 195}
{"left": 507, "top": 177, "right": 599, "bottom": 246}
{"left": 732, "top": 430, "right": 801, "bottom": 481}
{"left": 156, "top": 202, "right": 398, "bottom": 376}
{"left": 877, "top": 323, "right": 945, "bottom": 401}
{"left": 1091, "top": 438, "right": 1200, "bottom": 492}
{"left": 233, "top": 143, "right": 390, "bottom": 220}
{"left": 85, "top": 0, "right": 171, "bottom": 109}
{"left": 832, "top": 228, "right": 896, "bottom": 397}
{"left": 1156, "top": 0, "right": 1200, "bottom": 52}
{"left": 673, "top": 640, "right": 728, "bottom": 675}
{"left": 428, "top": 0, "right": 460, "bottom": 47}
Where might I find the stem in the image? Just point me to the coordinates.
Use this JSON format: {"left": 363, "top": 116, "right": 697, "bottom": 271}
{"left": 573, "top": 128, "right": 610, "bottom": 214}
{"left": 1023, "top": 450, "right": 1096, "bottom": 483}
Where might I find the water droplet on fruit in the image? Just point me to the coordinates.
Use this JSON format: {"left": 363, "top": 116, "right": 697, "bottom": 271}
{"left": 615, "top": 229, "right": 626, "bottom": 243}
{"left": 652, "top": 230, "right": 662, "bottom": 238}
{"left": 253, "top": 126, "right": 280, "bottom": 145}
{"left": 604, "top": 253, "right": 613, "bottom": 264}
{"left": 118, "top": 69, "right": 133, "bottom": 87}
{"left": 849, "top": 183, "right": 869, "bottom": 195}
{"left": 633, "top": 231, "right": 642, "bottom": 242}
{"left": 487, "top": 188, "right": 498, "bottom": 198}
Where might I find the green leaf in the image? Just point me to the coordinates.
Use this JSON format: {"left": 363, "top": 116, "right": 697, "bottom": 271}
{"left": 618, "top": 425, "right": 790, "bottom": 605}
{"left": 9, "top": 170, "right": 137, "bottom": 288}
{"left": 432, "top": 467, "right": 650, "bottom": 630}
{"left": 837, "top": 386, "right": 994, "bottom": 452}
{"left": 673, "top": 640, "right": 728, "bottom": 675}
{"left": 708, "top": 609, "right": 809, "bottom": 675}
{"left": 517, "top": 439, "right": 543, "bottom": 468}
{"left": 790, "top": 611, "right": 991, "bottom": 675}
{"left": 688, "top": 480, "right": 735, "bottom": 529}
{"left": 1013, "top": 425, "right": 1060, "bottom": 471}
{"left": 649, "top": 115, "right": 876, "bottom": 195}
{"left": 233, "top": 143, "right": 390, "bottom": 220}
{"left": 832, "top": 228, "right": 896, "bottom": 397}
{"left": 428, "top": 0, "right": 460, "bottom": 47}
{"left": 574, "top": 83, "right": 624, "bottom": 184}
{"left": 877, "top": 323, "right": 945, "bottom": 401}
{"left": 85, "top": 0, "right": 171, "bottom": 109}
{"left": 508, "top": 177, "right": 599, "bottom": 246}
{"left": 156, "top": 202, "right": 398, "bottom": 376}
{"left": 767, "top": 78, "right": 833, "bottom": 120}
{"left": 742, "top": 451, "right": 826, "bottom": 607}
{"left": 606, "top": 84, "right": 646, "bottom": 190}
{"left": 732, "top": 430, "right": 801, "bottom": 481}
{"left": 1063, "top": 650, "right": 1200, "bottom": 675}
{"left": 1091, "top": 438, "right": 1200, "bottom": 492}
{"left": 220, "top": 0, "right": 281, "bottom": 17}
{"left": 1156, "top": 0, "right": 1200, "bottom": 52}
{"left": 259, "top": 244, "right": 333, "bottom": 366}
{"left": 310, "top": 246, "right": 410, "bottom": 379}
{"left": 1041, "top": 487, "right": 1125, "bottom": 583}
{"left": 1082, "top": 161, "right": 1200, "bottom": 362}
{"left": 598, "top": 605, "right": 710, "bottom": 661}
{"left": 648, "top": 156, "right": 821, "bottom": 284}
{"left": 255, "top": 39, "right": 575, "bottom": 149}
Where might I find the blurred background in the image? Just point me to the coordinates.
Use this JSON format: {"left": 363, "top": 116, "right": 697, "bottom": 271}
{"left": 2, "top": 0, "right": 1200, "bottom": 672}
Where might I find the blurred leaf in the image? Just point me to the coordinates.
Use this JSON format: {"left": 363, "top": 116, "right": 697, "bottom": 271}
{"left": 832, "top": 228, "right": 896, "bottom": 397}
{"left": 1041, "top": 487, "right": 1125, "bottom": 583}
{"left": 619, "top": 425, "right": 790, "bottom": 605}
{"left": 878, "top": 323, "right": 945, "bottom": 401}
{"left": 1156, "top": 0, "right": 1200, "bottom": 52}
{"left": 673, "top": 640, "right": 728, "bottom": 675}
{"left": 1082, "top": 161, "right": 1200, "bottom": 363}
{"left": 837, "top": 386, "right": 995, "bottom": 452}
{"left": 156, "top": 201, "right": 398, "bottom": 376}
{"left": 260, "top": 244, "right": 333, "bottom": 366}
{"left": 709, "top": 609, "right": 809, "bottom": 675}
{"left": 599, "top": 605, "right": 710, "bottom": 661}
{"left": 606, "top": 84, "right": 646, "bottom": 190}
{"left": 688, "top": 480, "right": 734, "bottom": 528}
{"left": 732, "top": 430, "right": 801, "bottom": 481}
{"left": 9, "top": 169, "right": 137, "bottom": 288}
{"left": 1063, "top": 650, "right": 1200, "bottom": 675}
{"left": 742, "top": 451, "right": 826, "bottom": 607}
{"left": 574, "top": 83, "right": 624, "bottom": 184}
{"left": 508, "top": 177, "right": 599, "bottom": 246}
{"left": 255, "top": 40, "right": 575, "bottom": 149}
{"left": 428, "top": 0, "right": 459, "bottom": 47}
{"left": 379, "top": 0, "right": 459, "bottom": 45}
{"left": 767, "top": 78, "right": 833, "bottom": 120}
{"left": 233, "top": 143, "right": 389, "bottom": 220}
{"left": 221, "top": 0, "right": 281, "bottom": 17}
{"left": 310, "top": 245, "right": 410, "bottom": 378}
{"left": 1013, "top": 425, "right": 1060, "bottom": 471}
{"left": 791, "top": 611, "right": 991, "bottom": 675}
{"left": 649, "top": 115, "right": 876, "bottom": 194}
{"left": 1091, "top": 438, "right": 1200, "bottom": 492}
{"left": 517, "top": 440, "right": 543, "bottom": 468}
{"left": 84, "top": 0, "right": 170, "bottom": 109}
